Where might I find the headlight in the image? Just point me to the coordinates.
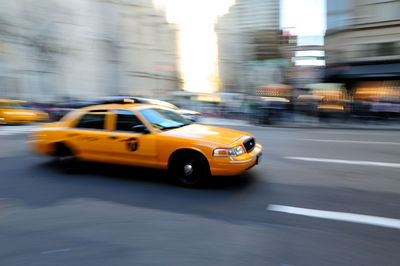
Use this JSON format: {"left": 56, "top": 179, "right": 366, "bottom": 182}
{"left": 232, "top": 145, "right": 245, "bottom": 155}
{"left": 213, "top": 145, "right": 245, "bottom": 157}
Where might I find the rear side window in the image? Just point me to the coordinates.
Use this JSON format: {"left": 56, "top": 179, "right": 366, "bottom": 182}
{"left": 115, "top": 109, "right": 143, "bottom": 131}
{"left": 76, "top": 111, "right": 106, "bottom": 129}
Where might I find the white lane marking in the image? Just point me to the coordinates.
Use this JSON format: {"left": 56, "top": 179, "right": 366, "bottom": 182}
{"left": 310, "top": 131, "right": 398, "bottom": 135}
{"left": 285, "top": 156, "right": 400, "bottom": 168}
{"left": 302, "top": 139, "right": 400, "bottom": 145}
{"left": 267, "top": 204, "right": 400, "bottom": 230}
{"left": 41, "top": 248, "right": 71, "bottom": 255}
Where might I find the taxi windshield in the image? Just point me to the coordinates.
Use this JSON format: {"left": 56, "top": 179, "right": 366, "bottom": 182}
{"left": 140, "top": 108, "right": 192, "bottom": 130}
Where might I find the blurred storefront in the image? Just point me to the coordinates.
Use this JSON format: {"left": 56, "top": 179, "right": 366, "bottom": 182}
{"left": 293, "top": 83, "right": 350, "bottom": 120}
{"left": 325, "top": 62, "right": 400, "bottom": 83}
{"left": 310, "top": 83, "right": 350, "bottom": 113}
{"left": 352, "top": 81, "right": 400, "bottom": 119}
{"left": 354, "top": 81, "right": 400, "bottom": 102}
{"left": 255, "top": 84, "right": 293, "bottom": 124}
{"left": 324, "top": 0, "right": 400, "bottom": 120}
{"left": 256, "top": 84, "right": 293, "bottom": 98}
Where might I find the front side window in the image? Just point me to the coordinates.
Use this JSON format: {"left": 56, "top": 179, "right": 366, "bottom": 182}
{"left": 115, "top": 109, "right": 144, "bottom": 131}
{"left": 140, "top": 108, "right": 192, "bottom": 130}
{"left": 75, "top": 110, "right": 106, "bottom": 129}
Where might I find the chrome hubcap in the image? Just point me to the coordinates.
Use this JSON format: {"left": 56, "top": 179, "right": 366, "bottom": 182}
{"left": 183, "top": 164, "right": 193, "bottom": 176}
{"left": 60, "top": 155, "right": 74, "bottom": 162}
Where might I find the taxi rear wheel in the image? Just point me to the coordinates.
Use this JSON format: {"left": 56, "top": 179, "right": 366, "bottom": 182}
{"left": 170, "top": 152, "right": 209, "bottom": 187}
{"left": 54, "top": 143, "right": 78, "bottom": 173}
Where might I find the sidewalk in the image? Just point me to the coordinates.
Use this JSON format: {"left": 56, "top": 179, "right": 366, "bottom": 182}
{"left": 198, "top": 115, "right": 400, "bottom": 130}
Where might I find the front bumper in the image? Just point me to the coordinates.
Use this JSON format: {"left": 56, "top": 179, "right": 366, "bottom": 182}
{"left": 209, "top": 143, "right": 263, "bottom": 176}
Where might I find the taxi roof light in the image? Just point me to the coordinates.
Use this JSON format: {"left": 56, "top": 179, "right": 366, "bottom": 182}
{"left": 123, "top": 98, "right": 135, "bottom": 103}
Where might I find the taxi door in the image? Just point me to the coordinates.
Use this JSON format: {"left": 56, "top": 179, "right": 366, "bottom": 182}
{"left": 103, "top": 109, "right": 157, "bottom": 167}
{"left": 66, "top": 109, "right": 112, "bottom": 161}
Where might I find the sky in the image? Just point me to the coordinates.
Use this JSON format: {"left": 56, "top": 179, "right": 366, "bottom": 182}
{"left": 154, "top": 0, "right": 326, "bottom": 93}
{"left": 154, "top": 0, "right": 235, "bottom": 93}
{"left": 281, "top": 0, "right": 326, "bottom": 37}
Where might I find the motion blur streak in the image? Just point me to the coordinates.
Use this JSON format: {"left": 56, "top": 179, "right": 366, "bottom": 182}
{"left": 1, "top": 0, "right": 400, "bottom": 265}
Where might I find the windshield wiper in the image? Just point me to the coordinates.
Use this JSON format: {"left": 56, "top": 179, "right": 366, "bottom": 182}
{"left": 151, "top": 123, "right": 167, "bottom": 130}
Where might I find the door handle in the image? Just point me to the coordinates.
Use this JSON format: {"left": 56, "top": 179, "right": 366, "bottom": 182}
{"left": 109, "top": 136, "right": 119, "bottom": 140}
{"left": 119, "top": 137, "right": 137, "bottom": 142}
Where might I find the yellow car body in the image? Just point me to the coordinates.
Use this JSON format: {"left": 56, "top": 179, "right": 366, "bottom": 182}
{"left": 0, "top": 100, "right": 48, "bottom": 124}
{"left": 29, "top": 103, "right": 262, "bottom": 183}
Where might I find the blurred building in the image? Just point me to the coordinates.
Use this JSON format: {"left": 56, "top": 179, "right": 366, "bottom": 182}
{"left": 115, "top": 1, "right": 181, "bottom": 99}
{"left": 0, "top": 0, "right": 181, "bottom": 102}
{"left": 325, "top": 0, "right": 400, "bottom": 84}
{"left": 216, "top": 0, "right": 286, "bottom": 94}
{"left": 287, "top": 43, "right": 325, "bottom": 89}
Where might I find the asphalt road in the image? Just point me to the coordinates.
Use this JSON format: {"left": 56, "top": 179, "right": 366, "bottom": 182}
{"left": 0, "top": 124, "right": 400, "bottom": 265}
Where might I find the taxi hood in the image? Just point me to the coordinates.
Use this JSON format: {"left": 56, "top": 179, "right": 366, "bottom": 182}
{"left": 162, "top": 124, "right": 251, "bottom": 146}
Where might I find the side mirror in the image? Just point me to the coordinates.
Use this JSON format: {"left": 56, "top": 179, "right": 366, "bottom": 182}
{"left": 131, "top": 124, "right": 150, "bottom": 134}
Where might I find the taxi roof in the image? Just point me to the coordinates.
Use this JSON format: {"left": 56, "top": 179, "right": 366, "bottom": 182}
{"left": 80, "top": 103, "right": 172, "bottom": 111}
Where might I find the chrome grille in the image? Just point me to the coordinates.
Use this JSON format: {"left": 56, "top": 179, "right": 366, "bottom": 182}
{"left": 243, "top": 137, "right": 255, "bottom": 153}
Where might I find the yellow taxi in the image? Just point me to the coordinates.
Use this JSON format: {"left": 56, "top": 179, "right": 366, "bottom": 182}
{"left": 0, "top": 99, "right": 48, "bottom": 124}
{"left": 29, "top": 103, "right": 262, "bottom": 186}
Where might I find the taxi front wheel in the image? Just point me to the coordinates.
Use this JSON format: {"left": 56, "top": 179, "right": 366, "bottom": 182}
{"left": 170, "top": 152, "right": 210, "bottom": 187}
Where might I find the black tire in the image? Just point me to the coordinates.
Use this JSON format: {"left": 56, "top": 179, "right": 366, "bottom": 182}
{"left": 170, "top": 151, "right": 209, "bottom": 187}
{"left": 54, "top": 143, "right": 78, "bottom": 173}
